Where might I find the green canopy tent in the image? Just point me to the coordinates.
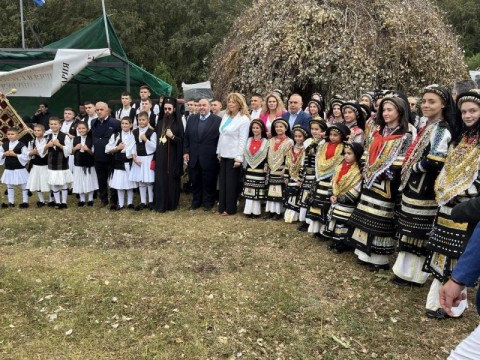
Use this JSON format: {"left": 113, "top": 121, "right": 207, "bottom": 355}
{"left": 0, "top": 16, "right": 172, "bottom": 117}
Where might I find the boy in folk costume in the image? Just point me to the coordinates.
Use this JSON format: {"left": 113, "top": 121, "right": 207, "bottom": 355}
{"left": 26, "top": 124, "right": 51, "bottom": 207}
{"left": 106, "top": 116, "right": 136, "bottom": 210}
{"left": 264, "top": 118, "right": 294, "bottom": 220}
{"left": 242, "top": 119, "right": 269, "bottom": 218}
{"left": 306, "top": 123, "right": 349, "bottom": 238}
{"left": 0, "top": 127, "right": 30, "bottom": 208}
{"left": 322, "top": 142, "right": 364, "bottom": 253}
{"left": 43, "top": 117, "right": 74, "bottom": 209}
{"left": 284, "top": 125, "right": 308, "bottom": 223}
{"left": 297, "top": 119, "right": 328, "bottom": 231}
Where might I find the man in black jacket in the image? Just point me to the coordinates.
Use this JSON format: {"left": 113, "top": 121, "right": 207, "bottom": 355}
{"left": 91, "top": 102, "right": 120, "bottom": 206}
{"left": 183, "top": 98, "right": 222, "bottom": 211}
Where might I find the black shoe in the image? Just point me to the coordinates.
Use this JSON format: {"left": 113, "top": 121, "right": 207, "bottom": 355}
{"left": 19, "top": 203, "right": 29, "bottom": 209}
{"left": 391, "top": 276, "right": 423, "bottom": 288}
{"left": 297, "top": 222, "right": 309, "bottom": 232}
{"left": 272, "top": 213, "right": 282, "bottom": 220}
{"left": 357, "top": 258, "right": 369, "bottom": 266}
{"left": 127, "top": 204, "right": 134, "bottom": 209}
{"left": 1, "top": 203, "right": 9, "bottom": 208}
{"left": 203, "top": 205, "right": 213, "bottom": 212}
{"left": 60, "top": 203, "right": 68, "bottom": 209}
{"left": 264, "top": 212, "right": 274, "bottom": 219}
{"left": 425, "top": 308, "right": 462, "bottom": 320}
{"left": 245, "top": 213, "right": 253, "bottom": 219}
{"left": 36, "top": 201, "right": 45, "bottom": 208}
{"left": 368, "top": 263, "right": 390, "bottom": 272}
{"left": 78, "top": 201, "right": 86, "bottom": 207}
{"left": 54, "top": 203, "right": 62, "bottom": 209}
{"left": 135, "top": 203, "right": 146, "bottom": 211}
{"left": 148, "top": 202, "right": 154, "bottom": 210}
{"left": 314, "top": 233, "right": 328, "bottom": 241}
{"left": 87, "top": 201, "right": 94, "bottom": 207}
{"left": 109, "top": 204, "right": 117, "bottom": 211}
{"left": 47, "top": 201, "right": 55, "bottom": 207}
{"left": 116, "top": 205, "right": 124, "bottom": 211}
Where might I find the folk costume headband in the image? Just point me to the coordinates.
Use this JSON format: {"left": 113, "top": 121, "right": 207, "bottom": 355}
{"left": 309, "top": 118, "right": 328, "bottom": 131}
{"left": 457, "top": 90, "right": 480, "bottom": 108}
{"left": 423, "top": 84, "right": 449, "bottom": 104}
{"left": 292, "top": 124, "right": 309, "bottom": 138}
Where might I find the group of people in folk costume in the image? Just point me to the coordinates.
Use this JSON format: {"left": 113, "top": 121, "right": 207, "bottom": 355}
{"left": 2, "top": 83, "right": 480, "bottom": 326}
{"left": 1, "top": 96, "right": 184, "bottom": 213}
{"left": 239, "top": 84, "right": 480, "bottom": 322}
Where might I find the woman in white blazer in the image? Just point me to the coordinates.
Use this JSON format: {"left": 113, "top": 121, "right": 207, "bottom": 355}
{"left": 217, "top": 93, "right": 251, "bottom": 215}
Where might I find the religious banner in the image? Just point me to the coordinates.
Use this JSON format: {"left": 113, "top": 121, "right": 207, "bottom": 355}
{"left": 0, "top": 92, "right": 31, "bottom": 142}
{"left": 0, "top": 48, "right": 110, "bottom": 97}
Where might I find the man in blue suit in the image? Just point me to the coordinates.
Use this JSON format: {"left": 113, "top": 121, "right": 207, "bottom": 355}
{"left": 440, "top": 198, "right": 480, "bottom": 358}
{"left": 183, "top": 98, "right": 222, "bottom": 211}
{"left": 282, "top": 93, "right": 312, "bottom": 134}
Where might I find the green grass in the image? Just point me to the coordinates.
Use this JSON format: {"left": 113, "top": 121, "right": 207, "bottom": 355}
{"left": 0, "top": 187, "right": 478, "bottom": 359}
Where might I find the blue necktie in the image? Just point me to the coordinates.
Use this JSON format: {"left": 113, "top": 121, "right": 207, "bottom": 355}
{"left": 200, "top": 115, "right": 206, "bottom": 121}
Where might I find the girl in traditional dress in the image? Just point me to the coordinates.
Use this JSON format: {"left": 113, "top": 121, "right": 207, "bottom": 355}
{"left": 242, "top": 119, "right": 269, "bottom": 218}
{"left": 423, "top": 90, "right": 480, "bottom": 319}
{"left": 347, "top": 96, "right": 413, "bottom": 271}
{"left": 127, "top": 111, "right": 157, "bottom": 211}
{"left": 259, "top": 93, "right": 286, "bottom": 138}
{"left": 71, "top": 121, "right": 99, "bottom": 207}
{"left": 326, "top": 98, "right": 344, "bottom": 127}
{"left": 307, "top": 99, "right": 324, "bottom": 120}
{"left": 392, "top": 85, "right": 455, "bottom": 287}
{"left": 0, "top": 127, "right": 29, "bottom": 208}
{"left": 297, "top": 119, "right": 328, "bottom": 231}
{"left": 306, "top": 123, "right": 349, "bottom": 238}
{"left": 44, "top": 117, "right": 74, "bottom": 209}
{"left": 284, "top": 125, "right": 308, "bottom": 223}
{"left": 341, "top": 101, "right": 365, "bottom": 144}
{"left": 264, "top": 118, "right": 293, "bottom": 220}
{"left": 323, "top": 142, "right": 364, "bottom": 253}
{"left": 26, "top": 124, "right": 51, "bottom": 207}
{"left": 106, "top": 116, "right": 135, "bottom": 210}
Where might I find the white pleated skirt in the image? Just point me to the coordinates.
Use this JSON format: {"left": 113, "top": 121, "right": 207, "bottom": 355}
{"left": 48, "top": 169, "right": 74, "bottom": 186}
{"left": 72, "top": 166, "right": 99, "bottom": 193}
{"left": 1, "top": 168, "right": 28, "bottom": 185}
{"left": 26, "top": 165, "right": 50, "bottom": 192}
{"left": 109, "top": 163, "right": 136, "bottom": 190}
{"left": 128, "top": 155, "right": 154, "bottom": 183}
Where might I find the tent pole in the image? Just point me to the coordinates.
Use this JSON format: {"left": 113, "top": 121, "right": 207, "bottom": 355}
{"left": 101, "top": 0, "right": 111, "bottom": 49}
{"left": 19, "top": 0, "right": 26, "bottom": 48}
{"left": 125, "top": 62, "right": 130, "bottom": 92}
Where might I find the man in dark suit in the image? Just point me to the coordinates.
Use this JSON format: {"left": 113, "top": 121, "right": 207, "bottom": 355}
{"left": 91, "top": 101, "right": 121, "bottom": 206}
{"left": 282, "top": 93, "right": 312, "bottom": 133}
{"left": 183, "top": 98, "right": 222, "bottom": 211}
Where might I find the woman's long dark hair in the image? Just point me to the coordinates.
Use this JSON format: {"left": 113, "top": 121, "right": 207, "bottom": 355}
{"left": 376, "top": 97, "right": 410, "bottom": 135}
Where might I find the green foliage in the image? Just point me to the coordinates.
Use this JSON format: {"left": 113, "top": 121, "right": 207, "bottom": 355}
{"left": 436, "top": 0, "right": 480, "bottom": 57}
{"left": 466, "top": 53, "right": 480, "bottom": 70}
{"left": 0, "top": 0, "right": 252, "bottom": 92}
{"left": 154, "top": 62, "right": 179, "bottom": 97}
